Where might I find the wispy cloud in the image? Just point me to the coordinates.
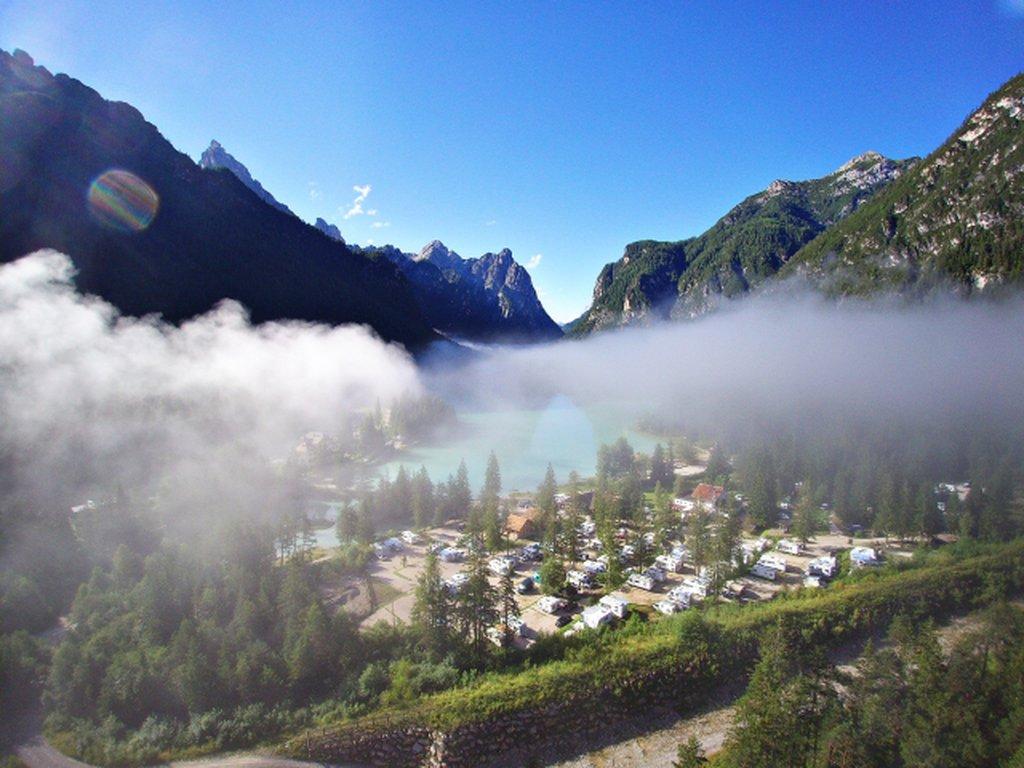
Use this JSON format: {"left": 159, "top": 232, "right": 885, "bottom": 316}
{"left": 526, "top": 253, "right": 543, "bottom": 269}
{"left": 308, "top": 182, "right": 321, "bottom": 201}
{"left": 342, "top": 184, "right": 373, "bottom": 219}
{"left": 371, "top": 221, "right": 391, "bottom": 229}
{"left": 484, "top": 219, "right": 497, "bottom": 227}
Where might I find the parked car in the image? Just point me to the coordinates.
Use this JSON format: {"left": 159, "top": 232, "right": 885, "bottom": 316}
{"left": 516, "top": 577, "right": 534, "bottom": 594}
{"left": 555, "top": 614, "right": 572, "bottom": 628}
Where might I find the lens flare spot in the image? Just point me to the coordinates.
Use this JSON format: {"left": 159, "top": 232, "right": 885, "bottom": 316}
{"left": 87, "top": 169, "right": 159, "bottom": 233}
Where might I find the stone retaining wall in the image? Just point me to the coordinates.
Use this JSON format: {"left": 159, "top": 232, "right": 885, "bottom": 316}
{"left": 294, "top": 660, "right": 724, "bottom": 768}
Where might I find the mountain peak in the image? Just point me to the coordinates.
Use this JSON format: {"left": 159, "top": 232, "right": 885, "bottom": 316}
{"left": 834, "top": 150, "right": 887, "bottom": 174}
{"left": 314, "top": 218, "right": 344, "bottom": 244}
{"left": 198, "top": 140, "right": 293, "bottom": 216}
{"left": 416, "top": 240, "right": 462, "bottom": 270}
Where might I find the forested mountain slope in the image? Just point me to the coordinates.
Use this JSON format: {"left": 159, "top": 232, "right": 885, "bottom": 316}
{"left": 574, "top": 152, "right": 915, "bottom": 333}
{"left": 786, "top": 72, "right": 1024, "bottom": 294}
{"left": 0, "top": 49, "right": 437, "bottom": 349}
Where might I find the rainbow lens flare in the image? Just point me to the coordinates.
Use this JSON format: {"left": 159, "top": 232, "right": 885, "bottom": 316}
{"left": 87, "top": 169, "right": 159, "bottom": 232}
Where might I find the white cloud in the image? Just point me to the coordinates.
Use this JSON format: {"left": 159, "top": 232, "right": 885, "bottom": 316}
{"left": 366, "top": 209, "right": 378, "bottom": 217}
{"left": 525, "top": 253, "right": 543, "bottom": 269}
{"left": 0, "top": 251, "right": 421, "bottom": 536}
{"left": 342, "top": 184, "right": 373, "bottom": 219}
{"left": 484, "top": 219, "right": 497, "bottom": 227}
{"left": 308, "top": 182, "right": 321, "bottom": 201}
{"left": 371, "top": 221, "right": 391, "bottom": 229}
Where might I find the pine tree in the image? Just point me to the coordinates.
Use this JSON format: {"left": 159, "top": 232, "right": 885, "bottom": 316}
{"left": 480, "top": 451, "right": 503, "bottom": 550}
{"left": 686, "top": 507, "right": 711, "bottom": 576}
{"left": 452, "top": 460, "right": 473, "bottom": 519}
{"left": 540, "top": 553, "right": 566, "bottom": 595}
{"left": 498, "top": 570, "right": 520, "bottom": 645}
{"left": 743, "top": 448, "right": 777, "bottom": 530}
{"left": 411, "top": 552, "right": 452, "bottom": 661}
{"left": 791, "top": 484, "right": 818, "bottom": 545}
{"left": 915, "top": 482, "right": 943, "bottom": 541}
{"left": 651, "top": 443, "right": 672, "bottom": 488}
{"left": 653, "top": 482, "right": 675, "bottom": 549}
{"left": 392, "top": 465, "right": 412, "bottom": 521}
{"left": 565, "top": 470, "right": 583, "bottom": 566}
{"left": 711, "top": 504, "right": 741, "bottom": 591}
{"left": 411, "top": 466, "right": 434, "bottom": 529}
{"left": 537, "top": 463, "right": 558, "bottom": 528}
{"left": 724, "top": 626, "right": 833, "bottom": 768}
{"left": 706, "top": 445, "right": 730, "bottom": 480}
{"left": 456, "top": 551, "right": 498, "bottom": 665}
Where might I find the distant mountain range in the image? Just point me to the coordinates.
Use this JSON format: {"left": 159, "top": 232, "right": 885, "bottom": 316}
{"left": 354, "top": 239, "right": 562, "bottom": 343}
{"left": 197, "top": 143, "right": 560, "bottom": 343}
{"left": 0, "top": 49, "right": 559, "bottom": 348}
{"left": 571, "top": 152, "right": 918, "bottom": 334}
{"left": 571, "top": 73, "right": 1024, "bottom": 334}
{"left": 3, "top": 47, "right": 1022, "bottom": 347}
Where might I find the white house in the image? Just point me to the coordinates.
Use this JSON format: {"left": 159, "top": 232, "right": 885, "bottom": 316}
{"left": 682, "top": 575, "right": 710, "bottom": 598}
{"left": 439, "top": 547, "right": 465, "bottom": 563}
{"left": 599, "top": 593, "right": 629, "bottom": 619}
{"left": 626, "top": 573, "right": 656, "bottom": 591}
{"left": 644, "top": 565, "right": 668, "bottom": 584}
{"left": 850, "top": 546, "right": 880, "bottom": 568}
{"left": 567, "top": 569, "right": 594, "bottom": 589}
{"left": 656, "top": 553, "right": 685, "bottom": 573}
{"left": 653, "top": 599, "right": 681, "bottom": 615}
{"left": 673, "top": 497, "right": 697, "bottom": 513}
{"left": 666, "top": 585, "right": 691, "bottom": 605}
{"left": 751, "top": 563, "right": 778, "bottom": 580}
{"left": 777, "top": 539, "right": 802, "bottom": 555}
{"left": 537, "top": 595, "right": 567, "bottom": 614}
{"left": 581, "top": 604, "right": 615, "bottom": 629}
{"left": 582, "top": 559, "right": 607, "bottom": 576}
{"left": 400, "top": 530, "right": 420, "bottom": 545}
{"left": 489, "top": 556, "right": 515, "bottom": 576}
{"left": 807, "top": 555, "right": 838, "bottom": 579}
{"left": 444, "top": 572, "right": 469, "bottom": 592}
{"left": 758, "top": 553, "right": 788, "bottom": 573}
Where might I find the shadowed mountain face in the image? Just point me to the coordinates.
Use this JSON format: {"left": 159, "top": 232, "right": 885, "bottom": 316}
{"left": 353, "top": 239, "right": 563, "bottom": 344}
{"left": 573, "top": 152, "right": 918, "bottom": 334}
{"left": 0, "top": 49, "right": 437, "bottom": 349}
{"left": 196, "top": 142, "right": 559, "bottom": 343}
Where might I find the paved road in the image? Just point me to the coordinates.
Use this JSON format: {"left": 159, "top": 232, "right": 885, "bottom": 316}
{"left": 8, "top": 711, "right": 352, "bottom": 768}
{"left": 14, "top": 732, "right": 350, "bottom": 768}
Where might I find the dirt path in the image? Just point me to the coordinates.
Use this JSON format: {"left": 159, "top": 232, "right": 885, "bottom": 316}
{"left": 537, "top": 605, "right": 1020, "bottom": 768}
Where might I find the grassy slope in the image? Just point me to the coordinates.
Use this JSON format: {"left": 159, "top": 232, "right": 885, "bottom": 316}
{"left": 284, "top": 540, "right": 1024, "bottom": 751}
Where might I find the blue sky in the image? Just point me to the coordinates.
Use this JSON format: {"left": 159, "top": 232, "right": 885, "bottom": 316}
{"left": 2, "top": 1, "right": 1023, "bottom": 322}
